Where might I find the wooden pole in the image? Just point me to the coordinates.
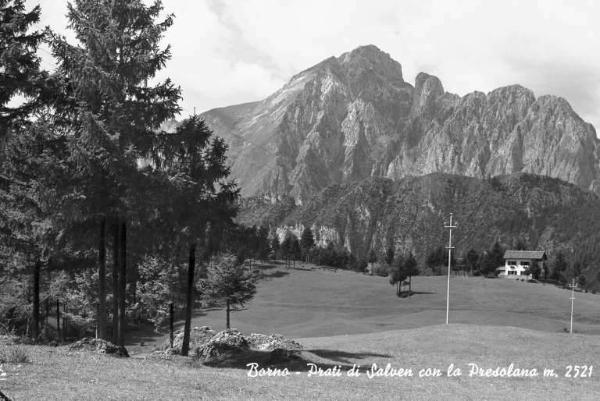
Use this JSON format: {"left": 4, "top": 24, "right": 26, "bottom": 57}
{"left": 444, "top": 213, "right": 457, "bottom": 325}
{"left": 570, "top": 278, "right": 575, "bottom": 334}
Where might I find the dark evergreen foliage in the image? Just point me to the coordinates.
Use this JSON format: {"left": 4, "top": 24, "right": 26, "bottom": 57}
{"left": 0, "top": 0, "right": 46, "bottom": 135}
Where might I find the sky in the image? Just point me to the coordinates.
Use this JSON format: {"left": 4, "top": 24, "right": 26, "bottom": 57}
{"left": 31, "top": 0, "right": 600, "bottom": 132}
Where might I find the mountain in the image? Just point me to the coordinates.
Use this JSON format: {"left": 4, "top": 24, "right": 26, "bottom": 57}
{"left": 238, "top": 172, "right": 600, "bottom": 287}
{"left": 201, "top": 45, "right": 600, "bottom": 203}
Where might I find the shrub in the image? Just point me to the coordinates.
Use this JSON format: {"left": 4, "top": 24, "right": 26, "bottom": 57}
{"left": 371, "top": 263, "right": 390, "bottom": 277}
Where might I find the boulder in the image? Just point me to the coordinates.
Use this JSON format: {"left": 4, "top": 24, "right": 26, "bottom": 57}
{"left": 68, "top": 338, "right": 129, "bottom": 357}
{"left": 246, "top": 333, "right": 303, "bottom": 351}
{"left": 168, "top": 326, "right": 216, "bottom": 354}
{"left": 196, "top": 329, "right": 249, "bottom": 362}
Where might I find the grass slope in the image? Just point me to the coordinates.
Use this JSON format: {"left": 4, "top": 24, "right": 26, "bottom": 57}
{"left": 2, "top": 324, "right": 599, "bottom": 400}
{"left": 185, "top": 264, "right": 600, "bottom": 339}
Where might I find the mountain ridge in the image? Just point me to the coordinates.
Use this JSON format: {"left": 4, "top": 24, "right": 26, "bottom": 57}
{"left": 200, "top": 44, "right": 599, "bottom": 202}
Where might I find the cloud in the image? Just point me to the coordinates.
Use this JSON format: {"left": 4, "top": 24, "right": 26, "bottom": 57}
{"left": 29, "top": 0, "right": 600, "bottom": 130}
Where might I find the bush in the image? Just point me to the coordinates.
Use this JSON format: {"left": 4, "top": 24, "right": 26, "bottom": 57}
{"left": 371, "top": 263, "right": 390, "bottom": 277}
{"left": 0, "top": 345, "right": 30, "bottom": 363}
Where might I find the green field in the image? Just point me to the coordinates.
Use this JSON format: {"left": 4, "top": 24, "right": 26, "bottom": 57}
{"left": 2, "top": 264, "right": 600, "bottom": 400}
{"left": 182, "top": 264, "right": 600, "bottom": 339}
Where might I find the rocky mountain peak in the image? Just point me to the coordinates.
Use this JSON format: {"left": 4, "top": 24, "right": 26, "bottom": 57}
{"left": 200, "top": 45, "right": 600, "bottom": 200}
{"left": 412, "top": 72, "right": 444, "bottom": 116}
{"left": 336, "top": 45, "right": 405, "bottom": 92}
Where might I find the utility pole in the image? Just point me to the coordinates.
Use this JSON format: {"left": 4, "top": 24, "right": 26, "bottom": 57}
{"left": 444, "top": 213, "right": 457, "bottom": 325}
{"left": 570, "top": 278, "right": 575, "bottom": 334}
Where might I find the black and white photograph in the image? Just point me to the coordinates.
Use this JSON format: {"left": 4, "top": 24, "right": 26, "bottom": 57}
{"left": 1, "top": 0, "right": 600, "bottom": 400}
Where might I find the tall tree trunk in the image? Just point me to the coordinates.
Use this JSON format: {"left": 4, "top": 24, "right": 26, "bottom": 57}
{"left": 409, "top": 275, "right": 412, "bottom": 293}
{"left": 44, "top": 297, "right": 49, "bottom": 330}
{"left": 169, "top": 302, "right": 174, "bottom": 349}
{"left": 97, "top": 217, "right": 107, "bottom": 339}
{"left": 32, "top": 260, "right": 40, "bottom": 340}
{"left": 62, "top": 303, "right": 67, "bottom": 339}
{"left": 112, "top": 222, "right": 120, "bottom": 343}
{"left": 118, "top": 220, "right": 127, "bottom": 347}
{"left": 181, "top": 243, "right": 196, "bottom": 356}
{"left": 56, "top": 299, "right": 60, "bottom": 342}
{"left": 226, "top": 298, "right": 230, "bottom": 329}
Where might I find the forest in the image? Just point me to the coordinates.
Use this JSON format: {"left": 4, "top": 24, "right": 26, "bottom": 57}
{"left": 0, "top": 0, "right": 266, "bottom": 356}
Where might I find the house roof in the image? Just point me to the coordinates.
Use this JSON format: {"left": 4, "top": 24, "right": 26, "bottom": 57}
{"left": 503, "top": 250, "right": 546, "bottom": 260}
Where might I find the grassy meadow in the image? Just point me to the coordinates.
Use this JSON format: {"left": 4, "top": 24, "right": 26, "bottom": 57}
{"left": 2, "top": 263, "right": 600, "bottom": 400}
{"left": 182, "top": 263, "right": 600, "bottom": 339}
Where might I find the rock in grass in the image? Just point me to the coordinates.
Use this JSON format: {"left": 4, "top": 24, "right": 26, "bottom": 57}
{"left": 167, "top": 326, "right": 216, "bottom": 354}
{"left": 196, "top": 329, "right": 249, "bottom": 362}
{"left": 68, "top": 338, "right": 129, "bottom": 357}
{"left": 246, "top": 333, "right": 303, "bottom": 351}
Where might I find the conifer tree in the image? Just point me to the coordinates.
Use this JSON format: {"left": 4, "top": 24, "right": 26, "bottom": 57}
{"left": 256, "top": 226, "right": 270, "bottom": 261}
{"left": 389, "top": 254, "right": 406, "bottom": 297}
{"left": 49, "top": 0, "right": 181, "bottom": 343}
{"left": 0, "top": 0, "right": 45, "bottom": 137}
{"left": 385, "top": 246, "right": 395, "bottom": 266}
{"left": 403, "top": 252, "right": 419, "bottom": 293}
{"left": 0, "top": 119, "right": 71, "bottom": 339}
{"left": 300, "top": 226, "right": 315, "bottom": 260}
{"left": 155, "top": 116, "right": 238, "bottom": 356}
{"left": 270, "top": 234, "right": 280, "bottom": 260}
{"left": 206, "top": 255, "right": 257, "bottom": 330}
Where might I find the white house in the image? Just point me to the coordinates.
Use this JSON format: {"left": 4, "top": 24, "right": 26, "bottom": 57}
{"left": 496, "top": 250, "right": 546, "bottom": 278}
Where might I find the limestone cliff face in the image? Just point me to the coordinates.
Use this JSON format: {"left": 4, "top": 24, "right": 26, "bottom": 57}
{"left": 201, "top": 45, "right": 599, "bottom": 201}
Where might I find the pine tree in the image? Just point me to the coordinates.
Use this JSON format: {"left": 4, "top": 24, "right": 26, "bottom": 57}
{"left": 49, "top": 0, "right": 181, "bottom": 344}
{"left": 0, "top": 0, "right": 45, "bottom": 137}
{"left": 465, "top": 249, "right": 479, "bottom": 275}
{"left": 0, "top": 120, "right": 71, "bottom": 339}
{"left": 385, "top": 247, "right": 395, "bottom": 266}
{"left": 404, "top": 252, "right": 419, "bottom": 293}
{"left": 389, "top": 254, "right": 406, "bottom": 297}
{"left": 290, "top": 236, "right": 302, "bottom": 261}
{"left": 157, "top": 116, "right": 238, "bottom": 356}
{"left": 426, "top": 246, "right": 445, "bottom": 273}
{"left": 206, "top": 255, "right": 257, "bottom": 330}
{"left": 256, "top": 226, "right": 270, "bottom": 261}
{"left": 281, "top": 231, "right": 293, "bottom": 267}
{"left": 368, "top": 249, "right": 377, "bottom": 264}
{"left": 552, "top": 251, "right": 568, "bottom": 283}
{"left": 270, "top": 235, "right": 280, "bottom": 260}
{"left": 300, "top": 226, "right": 315, "bottom": 256}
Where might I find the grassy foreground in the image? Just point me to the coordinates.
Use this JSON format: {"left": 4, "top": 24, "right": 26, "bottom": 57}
{"left": 1, "top": 324, "right": 599, "bottom": 400}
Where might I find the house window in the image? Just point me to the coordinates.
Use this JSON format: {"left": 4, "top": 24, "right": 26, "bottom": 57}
{"left": 507, "top": 260, "right": 517, "bottom": 265}
{"left": 521, "top": 261, "right": 529, "bottom": 266}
